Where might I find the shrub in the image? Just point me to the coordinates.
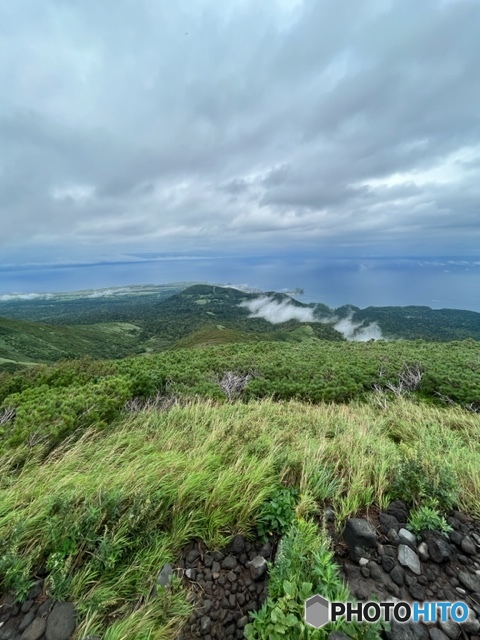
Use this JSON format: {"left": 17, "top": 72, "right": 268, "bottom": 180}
{"left": 389, "top": 446, "right": 458, "bottom": 512}
{"left": 407, "top": 502, "right": 453, "bottom": 536}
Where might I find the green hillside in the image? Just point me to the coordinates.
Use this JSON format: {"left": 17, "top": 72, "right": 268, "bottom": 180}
{"left": 1, "top": 339, "right": 480, "bottom": 638}
{"left": 0, "top": 316, "right": 144, "bottom": 372}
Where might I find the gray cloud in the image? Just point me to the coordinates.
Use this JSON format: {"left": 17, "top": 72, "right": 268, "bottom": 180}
{"left": 1, "top": 0, "right": 480, "bottom": 262}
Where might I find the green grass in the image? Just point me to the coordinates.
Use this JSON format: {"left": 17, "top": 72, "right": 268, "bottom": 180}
{"left": 1, "top": 394, "right": 479, "bottom": 638}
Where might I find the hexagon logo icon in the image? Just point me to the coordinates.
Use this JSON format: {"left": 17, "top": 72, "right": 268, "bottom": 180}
{"left": 305, "top": 594, "right": 330, "bottom": 628}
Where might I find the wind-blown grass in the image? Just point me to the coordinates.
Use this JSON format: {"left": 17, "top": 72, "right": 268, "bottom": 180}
{"left": 0, "top": 396, "right": 479, "bottom": 638}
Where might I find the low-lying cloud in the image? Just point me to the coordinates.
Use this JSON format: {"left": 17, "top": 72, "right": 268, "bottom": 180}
{"left": 240, "top": 296, "right": 316, "bottom": 324}
{"left": 333, "top": 316, "right": 384, "bottom": 341}
{"left": 240, "top": 295, "right": 384, "bottom": 340}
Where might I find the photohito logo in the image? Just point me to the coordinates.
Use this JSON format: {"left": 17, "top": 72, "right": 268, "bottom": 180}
{"left": 304, "top": 595, "right": 469, "bottom": 628}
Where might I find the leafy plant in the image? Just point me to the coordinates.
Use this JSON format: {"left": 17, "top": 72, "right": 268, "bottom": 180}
{"left": 246, "top": 518, "right": 384, "bottom": 639}
{"left": 407, "top": 501, "right": 453, "bottom": 536}
{"left": 0, "top": 551, "right": 35, "bottom": 600}
{"left": 256, "top": 486, "right": 299, "bottom": 541}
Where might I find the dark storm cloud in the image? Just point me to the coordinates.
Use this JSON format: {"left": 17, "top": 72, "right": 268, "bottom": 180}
{"left": 1, "top": 0, "right": 480, "bottom": 263}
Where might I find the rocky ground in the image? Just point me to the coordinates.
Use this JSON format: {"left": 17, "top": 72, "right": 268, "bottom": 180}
{"left": 1, "top": 500, "right": 480, "bottom": 639}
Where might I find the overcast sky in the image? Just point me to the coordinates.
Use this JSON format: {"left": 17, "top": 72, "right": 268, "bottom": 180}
{"left": 1, "top": 0, "right": 480, "bottom": 273}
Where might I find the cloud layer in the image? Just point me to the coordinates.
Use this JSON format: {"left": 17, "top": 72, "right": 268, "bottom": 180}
{"left": 1, "top": 0, "right": 480, "bottom": 265}
{"left": 240, "top": 296, "right": 316, "bottom": 324}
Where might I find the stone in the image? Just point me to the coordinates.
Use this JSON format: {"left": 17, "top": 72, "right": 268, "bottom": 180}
{"left": 20, "top": 601, "right": 33, "bottom": 614}
{"left": 399, "top": 528, "right": 417, "bottom": 547}
{"left": 388, "top": 529, "right": 400, "bottom": 545}
{"left": 382, "top": 555, "right": 396, "bottom": 573}
{"left": 27, "top": 582, "right": 43, "bottom": 601}
{"left": 247, "top": 556, "right": 267, "bottom": 581}
{"left": 21, "top": 617, "right": 46, "bottom": 640}
{"left": 417, "top": 542, "right": 429, "bottom": 561}
{"left": 424, "top": 532, "right": 453, "bottom": 563}
{"left": 186, "top": 549, "right": 200, "bottom": 565}
{"left": 359, "top": 557, "right": 369, "bottom": 566}
{"left": 157, "top": 563, "right": 174, "bottom": 588}
{"left": 380, "top": 513, "right": 400, "bottom": 534}
{"left": 237, "top": 616, "right": 249, "bottom": 629}
{"left": 199, "top": 616, "right": 211, "bottom": 633}
{"left": 437, "top": 618, "right": 461, "bottom": 640}
{"left": 398, "top": 544, "right": 421, "bottom": 575}
{"left": 458, "top": 570, "right": 480, "bottom": 593}
{"left": 461, "top": 536, "right": 477, "bottom": 555}
{"left": 408, "top": 582, "right": 426, "bottom": 600}
{"left": 429, "top": 629, "right": 450, "bottom": 640}
{"left": 386, "top": 619, "right": 429, "bottom": 640}
{"left": 185, "top": 568, "right": 196, "bottom": 580}
{"left": 19, "top": 611, "right": 35, "bottom": 632}
{"left": 45, "top": 602, "right": 76, "bottom": 640}
{"left": 462, "top": 608, "right": 480, "bottom": 635}
{"left": 387, "top": 500, "right": 409, "bottom": 524}
{"left": 343, "top": 518, "right": 377, "bottom": 562}
{"left": 391, "top": 566, "right": 405, "bottom": 586}
{"left": 222, "top": 556, "right": 237, "bottom": 570}
{"left": 37, "top": 599, "right": 53, "bottom": 617}
{"left": 230, "top": 535, "right": 246, "bottom": 555}
{"left": 367, "top": 561, "right": 384, "bottom": 581}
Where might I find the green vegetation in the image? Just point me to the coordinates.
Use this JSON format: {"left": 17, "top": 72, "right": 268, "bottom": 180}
{"left": 0, "top": 316, "right": 145, "bottom": 371}
{"left": 407, "top": 504, "right": 453, "bottom": 537}
{"left": 246, "top": 519, "right": 384, "bottom": 639}
{"left": 2, "top": 283, "right": 480, "bottom": 373}
{"left": 1, "top": 337, "right": 480, "bottom": 638}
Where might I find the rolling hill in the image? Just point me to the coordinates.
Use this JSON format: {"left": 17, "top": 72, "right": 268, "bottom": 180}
{"left": 1, "top": 282, "right": 480, "bottom": 371}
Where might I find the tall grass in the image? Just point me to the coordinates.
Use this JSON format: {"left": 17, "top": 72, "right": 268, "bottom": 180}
{"left": 0, "top": 396, "right": 479, "bottom": 637}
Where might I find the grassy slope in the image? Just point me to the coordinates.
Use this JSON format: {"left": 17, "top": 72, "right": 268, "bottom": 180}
{"left": 0, "top": 396, "right": 479, "bottom": 638}
{"left": 0, "top": 316, "right": 144, "bottom": 369}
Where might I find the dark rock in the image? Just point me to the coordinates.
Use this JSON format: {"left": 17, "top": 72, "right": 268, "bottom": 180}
{"left": 21, "top": 617, "right": 46, "bottom": 640}
{"left": 438, "top": 618, "right": 461, "bottom": 640}
{"left": 45, "top": 602, "right": 76, "bottom": 640}
{"left": 408, "top": 581, "right": 426, "bottom": 600}
{"left": 19, "top": 611, "right": 35, "bottom": 632}
{"left": 230, "top": 535, "right": 246, "bottom": 555}
{"left": 461, "top": 536, "right": 477, "bottom": 555}
{"left": 387, "top": 500, "right": 409, "bottom": 524}
{"left": 380, "top": 513, "right": 400, "bottom": 534}
{"left": 20, "top": 601, "right": 33, "bottom": 614}
{"left": 37, "top": 599, "right": 52, "bottom": 617}
{"left": 463, "top": 607, "right": 480, "bottom": 635}
{"left": 458, "top": 571, "right": 480, "bottom": 593}
{"left": 199, "top": 616, "right": 211, "bottom": 633}
{"left": 449, "top": 531, "right": 464, "bottom": 546}
{"left": 204, "top": 554, "right": 213, "bottom": 568}
{"left": 423, "top": 532, "right": 453, "bottom": 563}
{"left": 186, "top": 549, "right": 200, "bottom": 565}
{"left": 388, "top": 529, "right": 401, "bottom": 545}
{"left": 343, "top": 518, "right": 377, "bottom": 562}
{"left": 222, "top": 556, "right": 237, "bottom": 570}
{"left": 211, "top": 561, "right": 221, "bottom": 574}
{"left": 391, "top": 566, "right": 405, "bottom": 586}
{"left": 429, "top": 629, "right": 450, "bottom": 640}
{"left": 386, "top": 619, "right": 429, "bottom": 640}
{"left": 27, "top": 582, "right": 43, "bottom": 601}
{"left": 368, "top": 561, "right": 384, "bottom": 581}
{"left": 382, "top": 555, "right": 397, "bottom": 573}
